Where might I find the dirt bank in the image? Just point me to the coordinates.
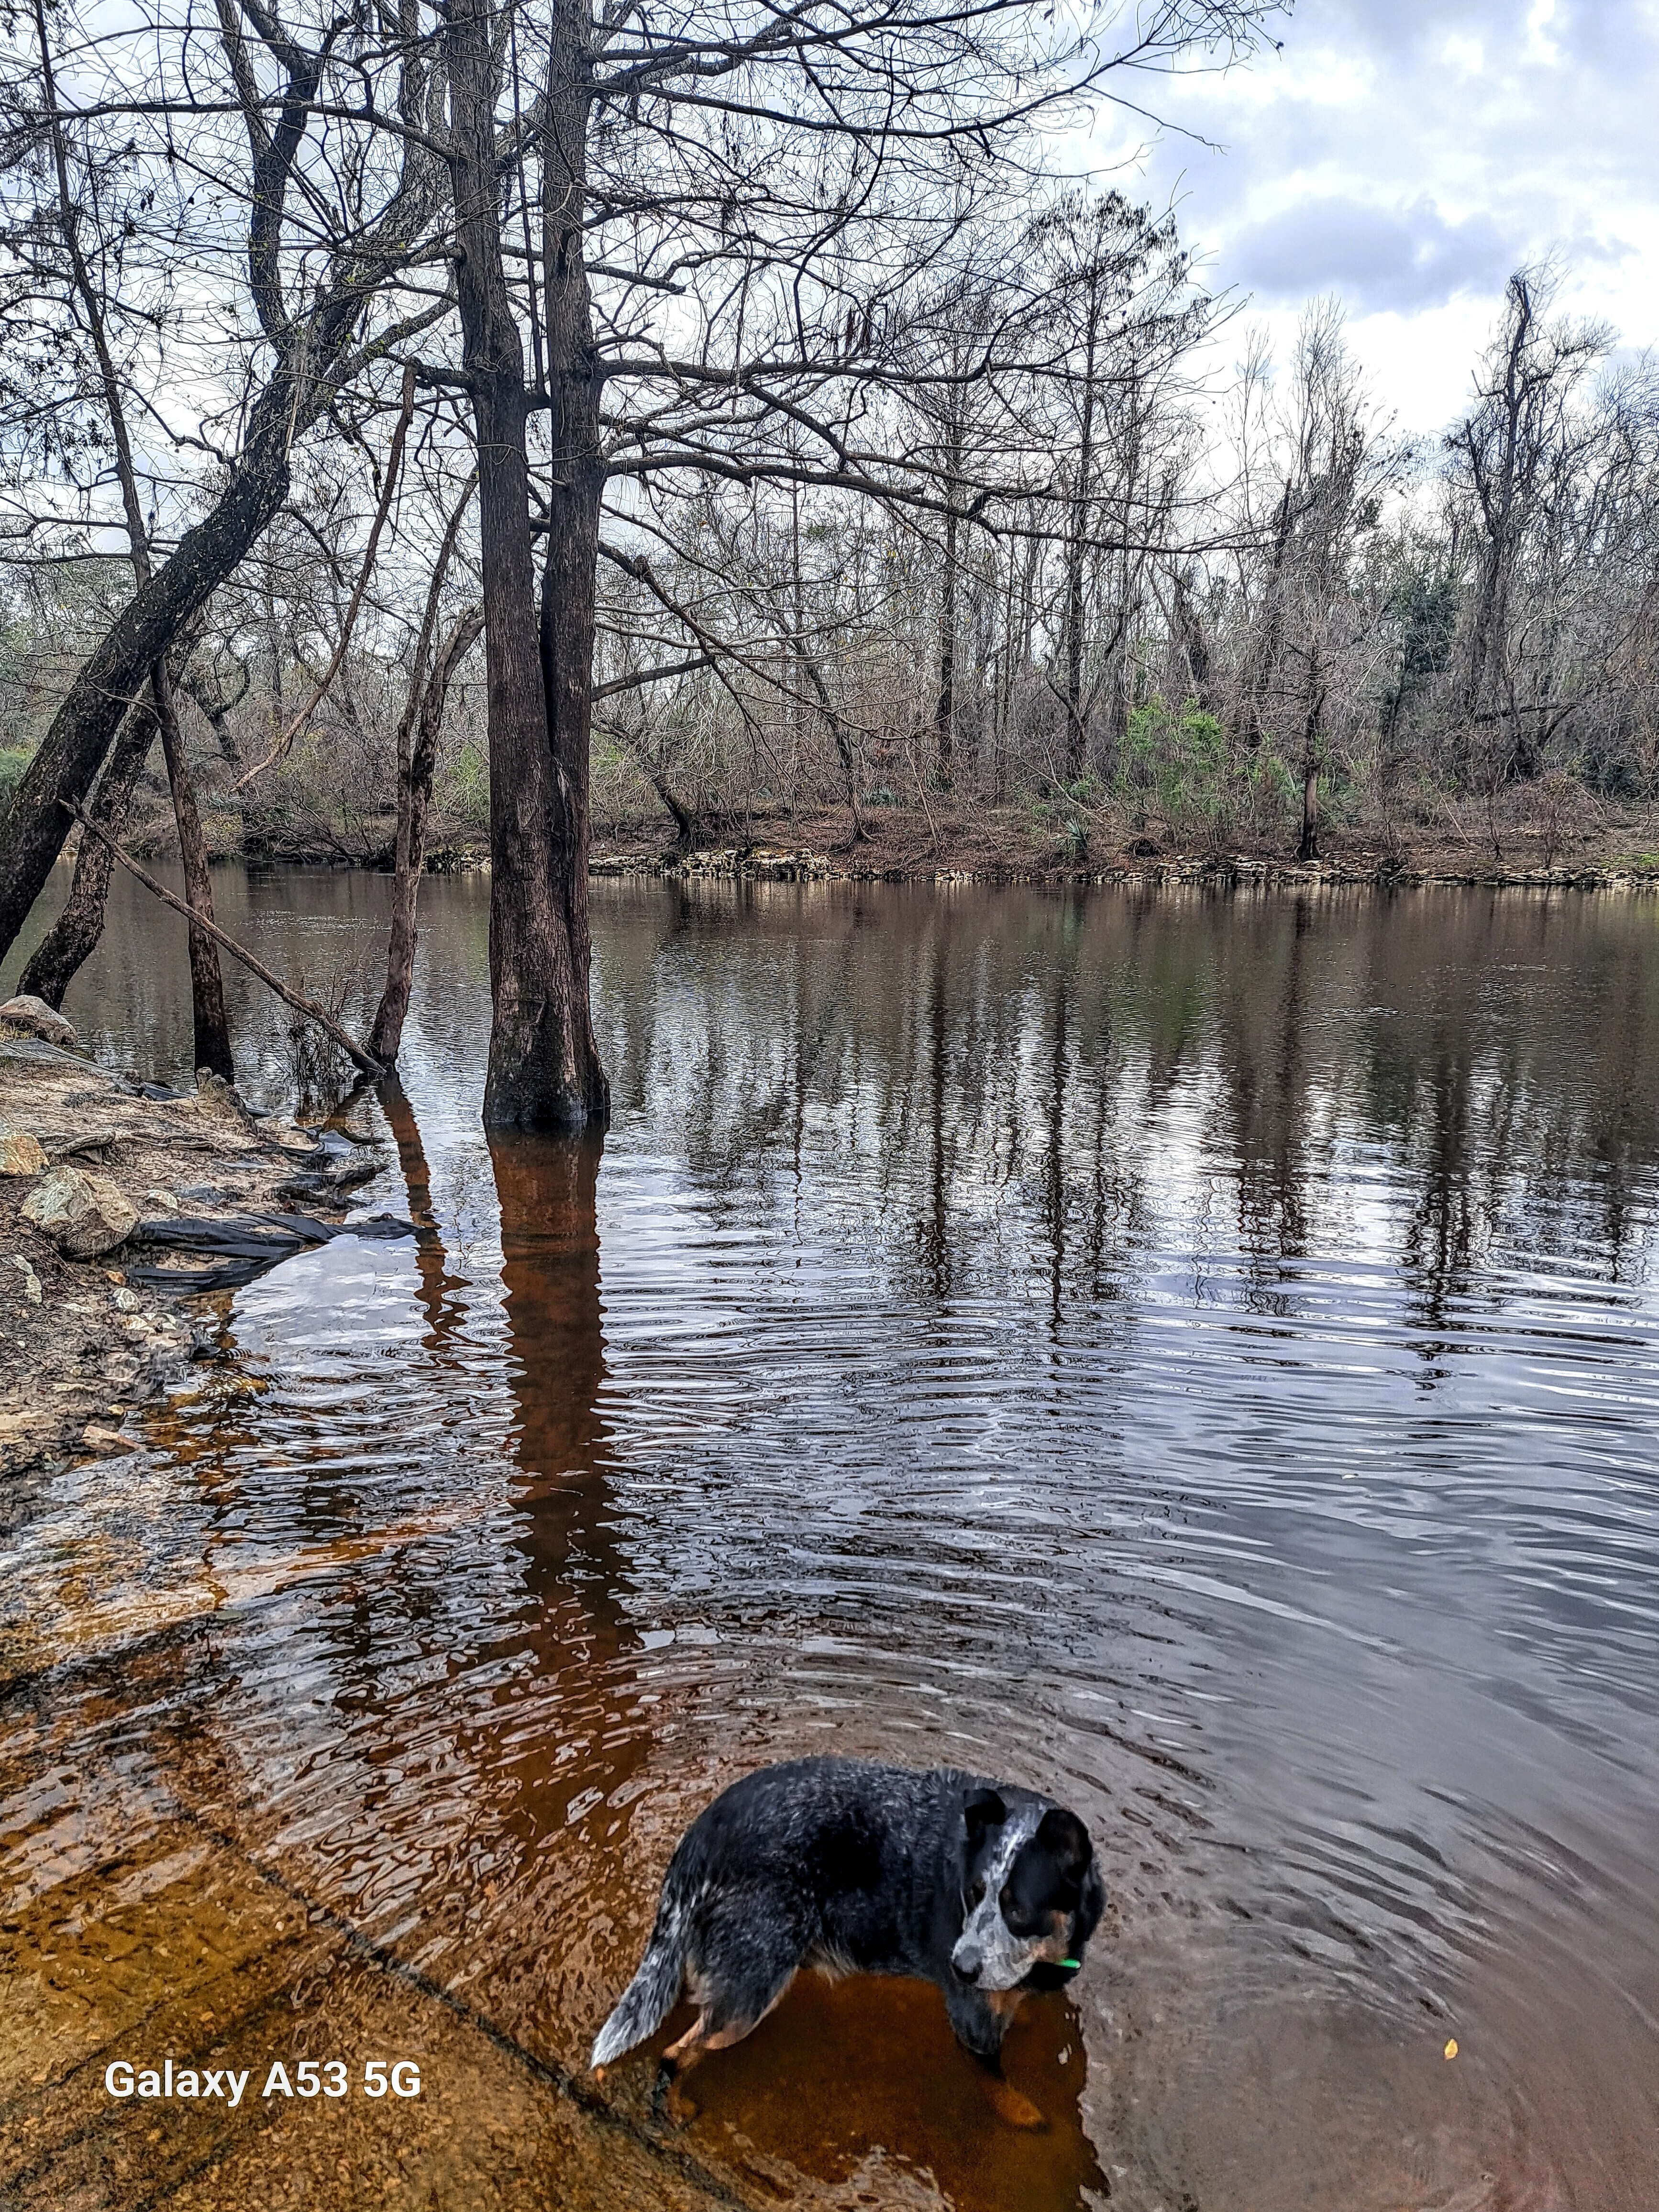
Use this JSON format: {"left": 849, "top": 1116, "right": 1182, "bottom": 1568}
{"left": 0, "top": 1029, "right": 390, "bottom": 1489}
{"left": 590, "top": 804, "right": 1659, "bottom": 891}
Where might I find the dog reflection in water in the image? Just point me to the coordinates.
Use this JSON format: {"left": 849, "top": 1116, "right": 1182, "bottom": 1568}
{"left": 591, "top": 1757, "right": 1105, "bottom": 2128}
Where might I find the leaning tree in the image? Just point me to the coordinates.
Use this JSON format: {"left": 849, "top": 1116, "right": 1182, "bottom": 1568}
{"left": 0, "top": 0, "right": 452, "bottom": 960}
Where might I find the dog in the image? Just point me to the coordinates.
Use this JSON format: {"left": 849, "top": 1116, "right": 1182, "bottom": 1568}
{"left": 590, "top": 1756, "right": 1106, "bottom": 2125}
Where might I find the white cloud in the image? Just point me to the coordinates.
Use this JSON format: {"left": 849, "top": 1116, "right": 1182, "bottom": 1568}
{"left": 1077, "top": 0, "right": 1659, "bottom": 432}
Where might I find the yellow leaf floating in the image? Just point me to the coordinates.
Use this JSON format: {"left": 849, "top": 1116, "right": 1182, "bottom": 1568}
{"left": 1444, "top": 2038, "right": 1459, "bottom": 2060}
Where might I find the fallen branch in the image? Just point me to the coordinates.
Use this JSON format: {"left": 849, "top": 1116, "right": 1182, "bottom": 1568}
{"left": 65, "top": 803, "right": 385, "bottom": 1076}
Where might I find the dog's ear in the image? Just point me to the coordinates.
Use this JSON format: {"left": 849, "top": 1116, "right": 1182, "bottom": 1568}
{"left": 1036, "top": 1807, "right": 1093, "bottom": 1887}
{"left": 963, "top": 1787, "right": 1007, "bottom": 1843}
{"left": 1073, "top": 1857, "right": 1107, "bottom": 1945}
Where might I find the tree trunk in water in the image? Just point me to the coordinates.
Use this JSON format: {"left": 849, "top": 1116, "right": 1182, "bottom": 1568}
{"left": 368, "top": 604, "right": 484, "bottom": 1064}
{"left": 18, "top": 695, "right": 159, "bottom": 1007}
{"left": 445, "top": 0, "right": 606, "bottom": 1130}
{"left": 536, "top": 1, "right": 609, "bottom": 1124}
{"left": 155, "top": 664, "right": 234, "bottom": 1079}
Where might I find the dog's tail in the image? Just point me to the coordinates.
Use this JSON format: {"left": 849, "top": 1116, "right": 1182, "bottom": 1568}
{"left": 590, "top": 1897, "right": 688, "bottom": 2068}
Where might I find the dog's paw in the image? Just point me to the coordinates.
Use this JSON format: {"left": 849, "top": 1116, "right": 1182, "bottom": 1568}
{"left": 987, "top": 2079, "right": 1048, "bottom": 2131}
{"left": 652, "top": 2059, "right": 700, "bottom": 2127}
{"left": 663, "top": 2079, "right": 701, "bottom": 2126}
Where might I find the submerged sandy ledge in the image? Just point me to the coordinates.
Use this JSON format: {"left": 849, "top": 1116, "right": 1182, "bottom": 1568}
{"left": 0, "top": 1031, "right": 388, "bottom": 1487}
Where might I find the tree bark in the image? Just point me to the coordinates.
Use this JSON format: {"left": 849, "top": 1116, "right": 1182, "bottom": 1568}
{"left": 368, "top": 603, "right": 484, "bottom": 1063}
{"left": 535, "top": 0, "right": 609, "bottom": 1123}
{"left": 935, "top": 498, "right": 959, "bottom": 789}
{"left": 1297, "top": 647, "right": 1325, "bottom": 863}
{"left": 445, "top": 0, "right": 607, "bottom": 1129}
{"left": 1171, "top": 564, "right": 1214, "bottom": 716}
{"left": 155, "top": 662, "right": 235, "bottom": 1079}
{"left": 17, "top": 695, "right": 159, "bottom": 1007}
{"left": 1243, "top": 481, "right": 1294, "bottom": 755}
{"left": 1062, "top": 314, "right": 1099, "bottom": 787}
{"left": 934, "top": 409, "right": 963, "bottom": 788}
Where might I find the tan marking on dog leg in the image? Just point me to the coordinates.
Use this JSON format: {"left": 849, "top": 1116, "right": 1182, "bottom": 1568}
{"left": 663, "top": 2015, "right": 711, "bottom": 2067}
{"left": 987, "top": 2077, "right": 1048, "bottom": 2131}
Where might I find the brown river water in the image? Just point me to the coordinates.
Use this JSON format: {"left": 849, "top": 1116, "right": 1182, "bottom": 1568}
{"left": 3, "top": 869, "right": 1659, "bottom": 2212}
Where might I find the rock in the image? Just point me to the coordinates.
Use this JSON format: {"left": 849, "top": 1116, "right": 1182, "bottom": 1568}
{"left": 22, "top": 1165, "right": 139, "bottom": 1260}
{"left": 9, "top": 1253, "right": 43, "bottom": 1304}
{"left": 182, "top": 1069, "right": 251, "bottom": 1128}
{"left": 266, "top": 1117, "right": 321, "bottom": 1153}
{"left": 112, "top": 1287, "right": 141, "bottom": 1313}
{"left": 143, "top": 1186, "right": 181, "bottom": 1213}
{"left": 0, "top": 1123, "right": 48, "bottom": 1176}
{"left": 0, "top": 995, "right": 77, "bottom": 1049}
{"left": 80, "top": 1422, "right": 135, "bottom": 1456}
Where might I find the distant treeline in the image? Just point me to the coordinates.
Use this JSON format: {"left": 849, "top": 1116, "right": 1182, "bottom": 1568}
{"left": 6, "top": 251, "right": 1652, "bottom": 877}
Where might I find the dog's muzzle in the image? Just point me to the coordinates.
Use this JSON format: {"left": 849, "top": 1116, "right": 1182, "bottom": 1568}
{"left": 951, "top": 1939, "right": 984, "bottom": 1983}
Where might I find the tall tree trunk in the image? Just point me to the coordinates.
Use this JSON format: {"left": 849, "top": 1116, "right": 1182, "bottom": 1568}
{"left": 18, "top": 694, "right": 159, "bottom": 1008}
{"left": 155, "top": 664, "right": 234, "bottom": 1078}
{"left": 935, "top": 499, "right": 959, "bottom": 789}
{"left": 536, "top": 0, "right": 609, "bottom": 1123}
{"left": 786, "top": 627, "right": 865, "bottom": 838}
{"left": 369, "top": 603, "right": 484, "bottom": 1063}
{"left": 446, "top": 0, "right": 605, "bottom": 1129}
{"left": 1062, "top": 318, "right": 1098, "bottom": 787}
{"left": 1171, "top": 565, "right": 1214, "bottom": 716}
{"left": 934, "top": 409, "right": 963, "bottom": 789}
{"left": 1297, "top": 646, "right": 1325, "bottom": 864}
{"left": 1243, "top": 482, "right": 1294, "bottom": 754}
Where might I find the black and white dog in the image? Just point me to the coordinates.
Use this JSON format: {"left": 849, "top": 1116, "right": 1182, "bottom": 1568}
{"left": 591, "top": 1757, "right": 1106, "bottom": 2122}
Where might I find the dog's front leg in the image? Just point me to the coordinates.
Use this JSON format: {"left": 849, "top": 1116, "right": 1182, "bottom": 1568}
{"left": 945, "top": 1985, "right": 1046, "bottom": 2130}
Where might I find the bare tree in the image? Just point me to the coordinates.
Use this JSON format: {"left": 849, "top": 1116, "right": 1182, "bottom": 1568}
{"left": 1446, "top": 268, "right": 1610, "bottom": 781}
{"left": 0, "top": 0, "right": 449, "bottom": 960}
{"left": 428, "top": 0, "right": 1276, "bottom": 1123}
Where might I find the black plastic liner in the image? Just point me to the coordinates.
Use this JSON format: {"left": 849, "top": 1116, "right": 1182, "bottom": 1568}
{"left": 124, "top": 1211, "right": 417, "bottom": 1295}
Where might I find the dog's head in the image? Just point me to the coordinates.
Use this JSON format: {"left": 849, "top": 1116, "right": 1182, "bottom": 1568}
{"left": 951, "top": 1787, "right": 1105, "bottom": 1994}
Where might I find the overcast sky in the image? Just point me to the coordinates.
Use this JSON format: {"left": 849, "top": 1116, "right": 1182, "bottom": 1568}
{"left": 1083, "top": 0, "right": 1659, "bottom": 436}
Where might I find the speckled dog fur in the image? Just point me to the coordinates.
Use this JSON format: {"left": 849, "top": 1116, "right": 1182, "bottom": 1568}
{"left": 590, "top": 1756, "right": 1105, "bottom": 2089}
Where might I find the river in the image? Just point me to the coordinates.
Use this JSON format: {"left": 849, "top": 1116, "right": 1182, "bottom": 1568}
{"left": 3, "top": 867, "right": 1658, "bottom": 2211}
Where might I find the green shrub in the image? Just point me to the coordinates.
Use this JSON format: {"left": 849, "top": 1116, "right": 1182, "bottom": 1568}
{"left": 1118, "top": 697, "right": 1228, "bottom": 831}
{"left": 1117, "top": 697, "right": 1296, "bottom": 841}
